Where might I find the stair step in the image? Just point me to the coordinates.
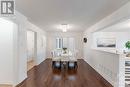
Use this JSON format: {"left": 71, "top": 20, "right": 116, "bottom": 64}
{"left": 125, "top": 79, "right": 130, "bottom": 81}
{"left": 125, "top": 64, "right": 130, "bottom": 66}
{"left": 126, "top": 76, "right": 130, "bottom": 78}
{"left": 126, "top": 73, "right": 130, "bottom": 74}
{"left": 126, "top": 81, "right": 130, "bottom": 84}
{"left": 126, "top": 75, "right": 130, "bottom": 77}
{"left": 126, "top": 82, "right": 130, "bottom": 87}
{"left": 126, "top": 68, "right": 130, "bottom": 70}
{"left": 126, "top": 71, "right": 130, "bottom": 73}
{"left": 125, "top": 61, "right": 130, "bottom": 86}
{"left": 126, "top": 71, "right": 130, "bottom": 72}
{"left": 126, "top": 67, "right": 130, "bottom": 69}
{"left": 125, "top": 66, "right": 130, "bottom": 69}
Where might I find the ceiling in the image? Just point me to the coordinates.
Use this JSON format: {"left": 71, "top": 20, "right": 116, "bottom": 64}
{"left": 101, "top": 19, "right": 130, "bottom": 32}
{"left": 16, "top": 0, "right": 129, "bottom": 32}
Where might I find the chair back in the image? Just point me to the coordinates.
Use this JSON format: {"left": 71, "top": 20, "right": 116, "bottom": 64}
{"left": 69, "top": 50, "right": 78, "bottom": 61}
{"left": 51, "top": 49, "right": 62, "bottom": 58}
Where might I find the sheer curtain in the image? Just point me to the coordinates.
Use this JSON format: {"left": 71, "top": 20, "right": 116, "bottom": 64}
{"left": 68, "top": 38, "right": 75, "bottom": 52}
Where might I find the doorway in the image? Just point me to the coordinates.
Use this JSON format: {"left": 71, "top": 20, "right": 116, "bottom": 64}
{"left": 27, "top": 30, "right": 37, "bottom": 71}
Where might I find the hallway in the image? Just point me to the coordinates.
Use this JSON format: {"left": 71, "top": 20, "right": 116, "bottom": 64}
{"left": 17, "top": 59, "right": 112, "bottom": 87}
{"left": 0, "top": 0, "right": 130, "bottom": 87}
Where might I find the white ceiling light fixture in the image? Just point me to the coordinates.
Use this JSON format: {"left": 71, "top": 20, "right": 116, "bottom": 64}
{"left": 60, "top": 24, "right": 68, "bottom": 32}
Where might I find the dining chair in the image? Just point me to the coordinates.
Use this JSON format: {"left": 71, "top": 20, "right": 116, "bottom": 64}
{"left": 68, "top": 50, "right": 78, "bottom": 69}
{"left": 51, "top": 49, "right": 62, "bottom": 69}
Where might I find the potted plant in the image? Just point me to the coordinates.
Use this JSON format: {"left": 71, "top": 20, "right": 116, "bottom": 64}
{"left": 125, "top": 41, "right": 130, "bottom": 57}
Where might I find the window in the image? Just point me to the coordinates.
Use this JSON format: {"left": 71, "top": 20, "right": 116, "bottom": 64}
{"left": 56, "top": 37, "right": 75, "bottom": 51}
{"left": 56, "top": 38, "right": 63, "bottom": 49}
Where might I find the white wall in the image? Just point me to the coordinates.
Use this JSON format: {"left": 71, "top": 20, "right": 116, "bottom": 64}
{"left": 84, "top": 32, "right": 121, "bottom": 85}
{"left": 12, "top": 12, "right": 28, "bottom": 86}
{"left": 84, "top": 1, "right": 130, "bottom": 86}
{"left": 0, "top": 11, "right": 47, "bottom": 86}
{"left": 0, "top": 18, "right": 16, "bottom": 84}
{"left": 92, "top": 32, "right": 130, "bottom": 53}
{"left": 0, "top": 14, "right": 27, "bottom": 86}
{"left": 27, "top": 30, "right": 35, "bottom": 61}
{"left": 90, "top": 32, "right": 130, "bottom": 85}
{"left": 11, "top": 12, "right": 47, "bottom": 85}
{"left": 46, "top": 32, "right": 83, "bottom": 59}
{"left": 27, "top": 22, "right": 47, "bottom": 65}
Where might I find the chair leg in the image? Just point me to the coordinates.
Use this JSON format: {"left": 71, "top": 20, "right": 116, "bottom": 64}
{"left": 75, "top": 62, "right": 78, "bottom": 69}
{"left": 52, "top": 61, "right": 55, "bottom": 69}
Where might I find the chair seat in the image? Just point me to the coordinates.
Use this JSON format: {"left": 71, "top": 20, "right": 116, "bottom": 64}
{"left": 68, "top": 61, "right": 78, "bottom": 69}
{"left": 55, "top": 62, "right": 61, "bottom": 67}
{"left": 52, "top": 61, "right": 61, "bottom": 69}
{"left": 69, "top": 62, "right": 75, "bottom": 67}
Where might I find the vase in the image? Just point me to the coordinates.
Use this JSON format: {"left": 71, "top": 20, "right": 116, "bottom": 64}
{"left": 126, "top": 53, "right": 130, "bottom": 57}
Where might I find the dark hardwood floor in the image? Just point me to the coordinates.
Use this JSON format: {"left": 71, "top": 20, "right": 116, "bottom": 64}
{"left": 16, "top": 59, "right": 113, "bottom": 87}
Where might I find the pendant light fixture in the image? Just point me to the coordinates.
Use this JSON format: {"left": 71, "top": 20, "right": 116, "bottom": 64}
{"left": 60, "top": 24, "right": 68, "bottom": 32}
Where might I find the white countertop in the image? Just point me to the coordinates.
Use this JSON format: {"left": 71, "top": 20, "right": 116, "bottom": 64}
{"left": 92, "top": 48, "right": 120, "bottom": 54}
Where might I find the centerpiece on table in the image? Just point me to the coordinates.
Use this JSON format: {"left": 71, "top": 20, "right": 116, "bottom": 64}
{"left": 62, "top": 47, "right": 67, "bottom": 54}
{"left": 125, "top": 41, "right": 130, "bottom": 57}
